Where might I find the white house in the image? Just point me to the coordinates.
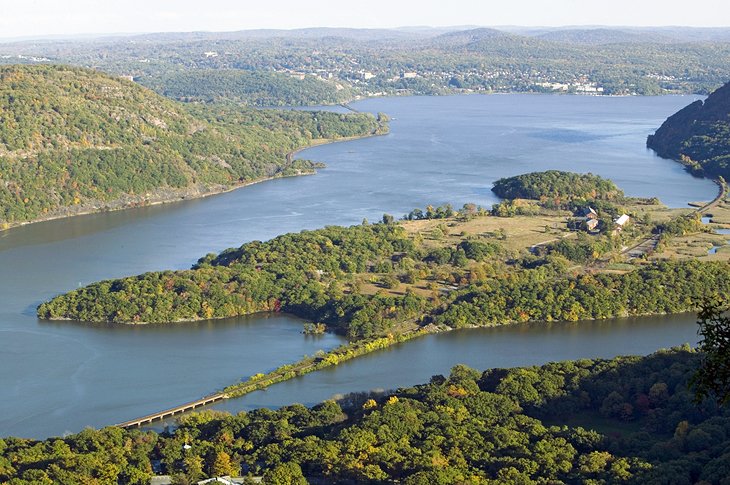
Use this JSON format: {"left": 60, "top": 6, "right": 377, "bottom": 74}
{"left": 615, "top": 214, "right": 630, "bottom": 227}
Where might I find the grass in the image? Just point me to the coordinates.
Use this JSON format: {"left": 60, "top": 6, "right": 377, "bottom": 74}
{"left": 543, "top": 409, "right": 646, "bottom": 438}
{"left": 651, "top": 195, "right": 730, "bottom": 262}
{"left": 401, "top": 213, "right": 572, "bottom": 253}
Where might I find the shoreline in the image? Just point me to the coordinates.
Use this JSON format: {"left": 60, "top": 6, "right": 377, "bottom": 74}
{"left": 117, "top": 305, "right": 700, "bottom": 430}
{"left": 0, "top": 132, "right": 383, "bottom": 234}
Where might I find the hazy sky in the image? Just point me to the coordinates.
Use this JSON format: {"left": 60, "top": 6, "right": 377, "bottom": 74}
{"left": 1, "top": 0, "right": 729, "bottom": 39}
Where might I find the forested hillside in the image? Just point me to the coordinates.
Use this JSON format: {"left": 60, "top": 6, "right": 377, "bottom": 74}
{"left": 647, "top": 80, "right": 730, "bottom": 179}
{"left": 0, "top": 65, "right": 383, "bottom": 226}
{"left": 3, "top": 348, "right": 729, "bottom": 484}
{"left": 138, "top": 69, "right": 353, "bottom": 106}
{"left": 3, "top": 27, "right": 730, "bottom": 104}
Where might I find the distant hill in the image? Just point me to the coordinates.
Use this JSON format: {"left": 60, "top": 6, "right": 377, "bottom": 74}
{"left": 138, "top": 69, "right": 353, "bottom": 106}
{"left": 0, "top": 65, "right": 382, "bottom": 227}
{"left": 535, "top": 28, "right": 673, "bottom": 45}
{"left": 647, "top": 81, "right": 730, "bottom": 179}
{"left": 433, "top": 27, "right": 513, "bottom": 44}
{"left": 515, "top": 26, "right": 730, "bottom": 44}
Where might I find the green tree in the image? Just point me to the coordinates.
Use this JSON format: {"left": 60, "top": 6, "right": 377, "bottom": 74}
{"left": 691, "top": 301, "right": 730, "bottom": 404}
{"left": 263, "top": 462, "right": 308, "bottom": 484}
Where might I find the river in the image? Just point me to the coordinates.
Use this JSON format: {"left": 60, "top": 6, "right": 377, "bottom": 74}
{"left": 0, "top": 94, "right": 715, "bottom": 439}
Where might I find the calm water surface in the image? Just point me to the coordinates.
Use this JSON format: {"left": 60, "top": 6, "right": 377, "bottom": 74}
{"left": 0, "top": 94, "right": 714, "bottom": 439}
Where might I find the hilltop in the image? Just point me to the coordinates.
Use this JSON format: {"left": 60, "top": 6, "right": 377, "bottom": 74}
{"left": 647, "top": 80, "right": 730, "bottom": 179}
{"left": 0, "top": 65, "right": 384, "bottom": 227}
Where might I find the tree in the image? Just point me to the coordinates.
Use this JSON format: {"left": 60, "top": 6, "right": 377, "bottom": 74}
{"left": 262, "top": 462, "right": 308, "bottom": 485}
{"left": 208, "top": 450, "right": 239, "bottom": 477}
{"left": 690, "top": 301, "right": 730, "bottom": 405}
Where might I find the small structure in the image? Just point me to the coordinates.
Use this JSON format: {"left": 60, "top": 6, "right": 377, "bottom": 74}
{"left": 197, "top": 477, "right": 237, "bottom": 485}
{"left": 196, "top": 477, "right": 259, "bottom": 485}
{"left": 615, "top": 214, "right": 630, "bottom": 227}
{"left": 585, "top": 218, "right": 600, "bottom": 232}
{"left": 580, "top": 207, "right": 598, "bottom": 219}
{"left": 569, "top": 207, "right": 601, "bottom": 233}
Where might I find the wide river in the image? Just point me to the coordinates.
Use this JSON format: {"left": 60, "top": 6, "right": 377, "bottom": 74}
{"left": 0, "top": 94, "right": 717, "bottom": 439}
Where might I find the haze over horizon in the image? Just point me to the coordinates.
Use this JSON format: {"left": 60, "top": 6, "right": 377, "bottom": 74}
{"left": 1, "top": 0, "right": 729, "bottom": 40}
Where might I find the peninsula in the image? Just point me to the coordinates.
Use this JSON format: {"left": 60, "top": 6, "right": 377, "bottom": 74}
{"left": 0, "top": 65, "right": 386, "bottom": 229}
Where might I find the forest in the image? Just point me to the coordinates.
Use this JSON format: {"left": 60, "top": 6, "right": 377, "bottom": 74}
{"left": 37, "top": 202, "right": 730, "bottom": 340}
{"left": 491, "top": 171, "right": 624, "bottom": 208}
{"left": 0, "top": 65, "right": 384, "bottom": 226}
{"left": 138, "top": 69, "right": 353, "bottom": 106}
{"left": 2, "top": 348, "right": 729, "bottom": 484}
{"left": 647, "top": 80, "right": 730, "bottom": 180}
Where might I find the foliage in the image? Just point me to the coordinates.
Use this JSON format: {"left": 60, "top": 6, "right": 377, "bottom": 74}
{"left": 691, "top": 301, "right": 730, "bottom": 405}
{"left": 139, "top": 69, "right": 352, "bottom": 106}
{"left": 653, "top": 212, "right": 704, "bottom": 236}
{"left": 647, "top": 80, "right": 730, "bottom": 179}
{"left": 430, "top": 259, "right": 730, "bottom": 327}
{"left": 403, "top": 204, "right": 455, "bottom": 220}
{"left": 536, "top": 233, "right": 621, "bottom": 263}
{"left": 3, "top": 349, "right": 730, "bottom": 484}
{"left": 492, "top": 170, "right": 624, "bottom": 208}
{"left": 0, "top": 65, "right": 382, "bottom": 225}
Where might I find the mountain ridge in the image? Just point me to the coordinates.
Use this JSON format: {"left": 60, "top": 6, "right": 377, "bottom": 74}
{"left": 0, "top": 64, "right": 383, "bottom": 227}
{"left": 647, "top": 81, "right": 730, "bottom": 179}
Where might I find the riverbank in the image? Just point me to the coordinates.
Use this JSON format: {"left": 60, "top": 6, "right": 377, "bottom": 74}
{"left": 0, "top": 132, "right": 384, "bottom": 234}
{"left": 120, "top": 304, "right": 705, "bottom": 430}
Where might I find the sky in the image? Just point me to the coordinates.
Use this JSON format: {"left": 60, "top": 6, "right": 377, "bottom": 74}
{"left": 1, "top": 0, "right": 729, "bottom": 39}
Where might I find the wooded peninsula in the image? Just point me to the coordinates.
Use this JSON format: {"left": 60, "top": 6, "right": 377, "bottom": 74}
{"left": 0, "top": 65, "right": 386, "bottom": 228}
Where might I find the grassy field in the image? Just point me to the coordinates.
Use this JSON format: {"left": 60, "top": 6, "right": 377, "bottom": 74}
{"left": 354, "top": 210, "right": 574, "bottom": 298}
{"left": 651, "top": 195, "right": 730, "bottom": 262}
{"left": 543, "top": 410, "right": 649, "bottom": 439}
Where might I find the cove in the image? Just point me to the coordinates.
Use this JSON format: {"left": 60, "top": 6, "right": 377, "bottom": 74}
{"left": 203, "top": 313, "right": 699, "bottom": 418}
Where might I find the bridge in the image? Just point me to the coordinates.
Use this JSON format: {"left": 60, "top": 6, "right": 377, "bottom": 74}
{"left": 115, "top": 393, "right": 228, "bottom": 429}
{"left": 698, "top": 177, "right": 728, "bottom": 214}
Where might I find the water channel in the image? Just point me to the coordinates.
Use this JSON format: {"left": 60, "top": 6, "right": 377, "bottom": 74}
{"left": 0, "top": 94, "right": 716, "bottom": 439}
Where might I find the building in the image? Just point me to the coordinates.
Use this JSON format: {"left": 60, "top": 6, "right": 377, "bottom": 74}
{"left": 580, "top": 207, "right": 598, "bottom": 219}
{"left": 615, "top": 214, "right": 630, "bottom": 228}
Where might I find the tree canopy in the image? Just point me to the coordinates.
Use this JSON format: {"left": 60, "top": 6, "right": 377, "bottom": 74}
{"left": 647, "top": 80, "right": 730, "bottom": 180}
{"left": 492, "top": 170, "right": 624, "bottom": 207}
{"left": 3, "top": 348, "right": 730, "bottom": 484}
{"left": 0, "top": 65, "right": 383, "bottom": 226}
